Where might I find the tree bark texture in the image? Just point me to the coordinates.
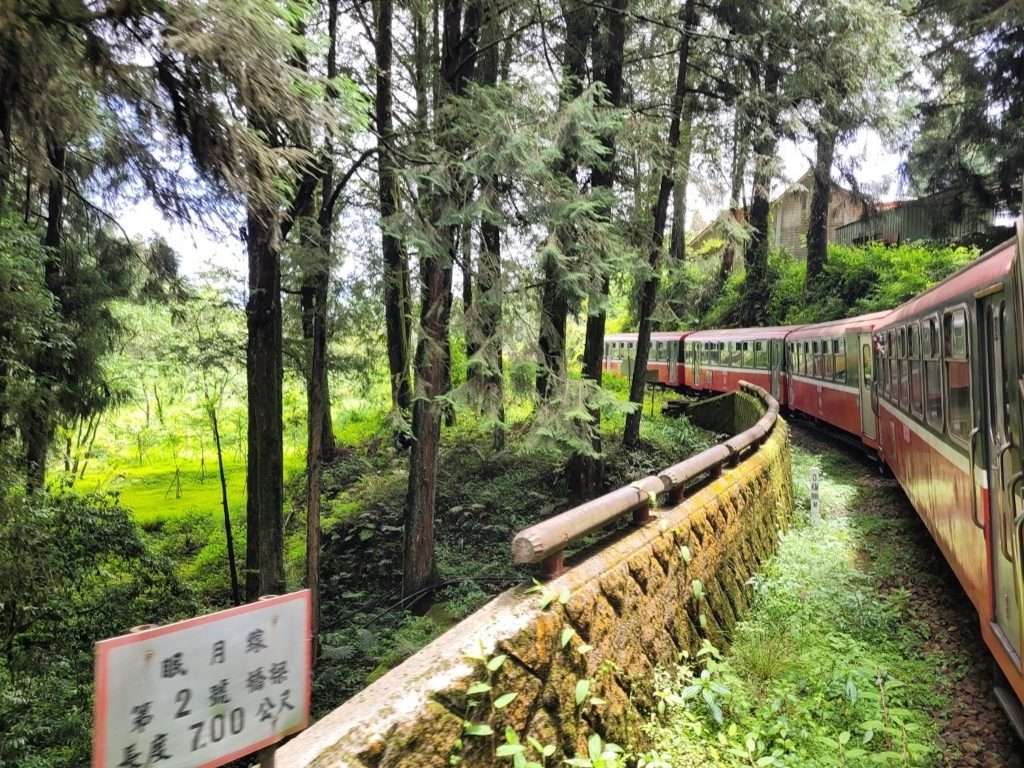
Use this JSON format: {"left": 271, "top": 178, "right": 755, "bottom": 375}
{"left": 210, "top": 404, "right": 241, "bottom": 606}
{"left": 739, "top": 63, "right": 780, "bottom": 327}
{"left": 305, "top": 289, "right": 326, "bottom": 650}
{"left": 403, "top": 0, "right": 479, "bottom": 602}
{"left": 244, "top": 205, "right": 286, "bottom": 601}
{"left": 376, "top": 0, "right": 413, "bottom": 412}
{"left": 23, "top": 142, "right": 66, "bottom": 491}
{"left": 570, "top": 0, "right": 627, "bottom": 497}
{"left": 805, "top": 129, "right": 835, "bottom": 286}
{"left": 623, "top": 0, "right": 696, "bottom": 448}
{"left": 668, "top": 95, "right": 696, "bottom": 263}
{"left": 536, "top": 0, "right": 593, "bottom": 401}
{"left": 716, "top": 111, "right": 749, "bottom": 288}
{"left": 475, "top": 0, "right": 505, "bottom": 450}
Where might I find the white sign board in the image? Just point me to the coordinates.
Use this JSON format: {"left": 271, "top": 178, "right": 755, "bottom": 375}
{"left": 810, "top": 467, "right": 821, "bottom": 524}
{"left": 93, "top": 590, "right": 311, "bottom": 768}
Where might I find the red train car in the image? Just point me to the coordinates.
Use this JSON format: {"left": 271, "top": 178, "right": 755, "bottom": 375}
{"left": 602, "top": 331, "right": 689, "bottom": 386}
{"left": 874, "top": 233, "right": 1024, "bottom": 716}
{"left": 785, "top": 311, "right": 891, "bottom": 449}
{"left": 597, "top": 226, "right": 1024, "bottom": 730}
{"left": 682, "top": 326, "right": 798, "bottom": 404}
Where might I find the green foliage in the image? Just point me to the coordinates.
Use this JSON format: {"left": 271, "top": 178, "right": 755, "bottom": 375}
{"left": 0, "top": 492, "right": 195, "bottom": 767}
{"left": 640, "top": 443, "right": 945, "bottom": 768}
{"left": 695, "top": 241, "right": 979, "bottom": 327}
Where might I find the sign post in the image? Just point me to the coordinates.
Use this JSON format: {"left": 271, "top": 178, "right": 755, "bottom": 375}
{"left": 809, "top": 467, "right": 821, "bottom": 525}
{"left": 93, "top": 590, "right": 311, "bottom": 768}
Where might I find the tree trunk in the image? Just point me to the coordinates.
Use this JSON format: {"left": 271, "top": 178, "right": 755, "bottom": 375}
{"left": 623, "top": 0, "right": 696, "bottom": 448}
{"left": 668, "top": 95, "right": 696, "bottom": 263}
{"left": 0, "top": 76, "right": 11, "bottom": 205}
{"left": 305, "top": 287, "right": 326, "bottom": 652}
{"left": 570, "top": 0, "right": 626, "bottom": 497}
{"left": 805, "top": 128, "right": 835, "bottom": 286}
{"left": 376, "top": 0, "right": 413, "bottom": 413}
{"left": 24, "top": 143, "right": 66, "bottom": 491}
{"left": 462, "top": 224, "right": 475, "bottom": 370}
{"left": 716, "top": 111, "right": 749, "bottom": 288}
{"left": 403, "top": 0, "right": 479, "bottom": 602}
{"left": 244, "top": 205, "right": 286, "bottom": 601}
{"left": 740, "top": 66, "right": 779, "bottom": 327}
{"left": 536, "top": 0, "right": 593, "bottom": 401}
{"left": 210, "top": 404, "right": 241, "bottom": 606}
{"left": 476, "top": 0, "right": 505, "bottom": 450}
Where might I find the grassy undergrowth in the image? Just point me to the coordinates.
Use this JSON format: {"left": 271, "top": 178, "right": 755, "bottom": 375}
{"left": 310, "top": 380, "right": 715, "bottom": 715}
{"left": 640, "top": 437, "right": 948, "bottom": 767}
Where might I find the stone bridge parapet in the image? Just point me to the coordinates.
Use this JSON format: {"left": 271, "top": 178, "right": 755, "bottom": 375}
{"left": 278, "top": 388, "right": 793, "bottom": 767}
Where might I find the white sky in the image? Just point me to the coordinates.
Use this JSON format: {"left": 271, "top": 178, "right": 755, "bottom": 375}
{"left": 118, "top": 128, "right": 906, "bottom": 279}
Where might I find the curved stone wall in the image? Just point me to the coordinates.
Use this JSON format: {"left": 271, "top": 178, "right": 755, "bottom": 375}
{"left": 278, "top": 407, "right": 793, "bottom": 767}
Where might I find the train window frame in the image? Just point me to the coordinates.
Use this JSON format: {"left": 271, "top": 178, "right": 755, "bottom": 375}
{"left": 755, "top": 341, "right": 767, "bottom": 369}
{"left": 887, "top": 330, "right": 897, "bottom": 403}
{"left": 910, "top": 322, "right": 924, "bottom": 418}
{"left": 943, "top": 305, "right": 972, "bottom": 447}
{"left": 741, "top": 341, "right": 754, "bottom": 369}
{"left": 923, "top": 314, "right": 943, "bottom": 430}
{"left": 834, "top": 337, "right": 847, "bottom": 384}
{"left": 999, "top": 302, "right": 1011, "bottom": 444}
{"left": 899, "top": 325, "right": 910, "bottom": 412}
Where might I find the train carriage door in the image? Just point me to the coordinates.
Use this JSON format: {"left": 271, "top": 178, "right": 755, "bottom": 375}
{"left": 859, "top": 333, "right": 877, "bottom": 440}
{"left": 981, "top": 290, "right": 1023, "bottom": 659}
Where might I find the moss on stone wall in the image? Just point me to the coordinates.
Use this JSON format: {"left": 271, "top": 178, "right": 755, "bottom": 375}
{"left": 279, "top": 412, "right": 793, "bottom": 768}
{"left": 681, "top": 390, "right": 763, "bottom": 435}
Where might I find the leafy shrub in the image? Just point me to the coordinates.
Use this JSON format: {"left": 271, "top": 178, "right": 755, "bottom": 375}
{"left": 0, "top": 492, "right": 196, "bottom": 767}
{"left": 698, "top": 241, "right": 980, "bottom": 327}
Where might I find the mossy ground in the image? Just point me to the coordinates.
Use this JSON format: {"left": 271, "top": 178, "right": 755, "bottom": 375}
{"left": 641, "top": 424, "right": 1020, "bottom": 768}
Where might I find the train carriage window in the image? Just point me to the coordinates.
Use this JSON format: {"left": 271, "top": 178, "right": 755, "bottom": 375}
{"left": 834, "top": 338, "right": 847, "bottom": 383}
{"left": 824, "top": 341, "right": 834, "bottom": 380}
{"left": 924, "top": 316, "right": 943, "bottom": 428}
{"left": 655, "top": 341, "right": 665, "bottom": 362}
{"left": 882, "top": 336, "right": 890, "bottom": 399}
{"left": 801, "top": 341, "right": 808, "bottom": 376}
{"left": 999, "top": 303, "right": 1011, "bottom": 443}
{"left": 755, "top": 341, "right": 767, "bottom": 369}
{"left": 811, "top": 340, "right": 820, "bottom": 378}
{"left": 899, "top": 327, "right": 911, "bottom": 411}
{"left": 884, "top": 331, "right": 892, "bottom": 403}
{"left": 910, "top": 323, "right": 923, "bottom": 418}
{"left": 742, "top": 341, "right": 754, "bottom": 368}
{"left": 944, "top": 308, "right": 971, "bottom": 444}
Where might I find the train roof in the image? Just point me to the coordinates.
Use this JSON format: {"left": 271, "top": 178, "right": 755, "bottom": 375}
{"left": 604, "top": 331, "right": 690, "bottom": 342}
{"left": 786, "top": 310, "right": 893, "bottom": 340}
{"left": 685, "top": 325, "right": 802, "bottom": 342}
{"left": 877, "top": 234, "right": 1018, "bottom": 330}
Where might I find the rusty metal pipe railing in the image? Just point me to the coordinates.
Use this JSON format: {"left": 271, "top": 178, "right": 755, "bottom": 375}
{"left": 511, "top": 381, "right": 779, "bottom": 577}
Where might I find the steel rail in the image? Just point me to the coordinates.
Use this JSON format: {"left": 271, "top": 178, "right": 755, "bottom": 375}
{"left": 511, "top": 381, "right": 780, "bottom": 577}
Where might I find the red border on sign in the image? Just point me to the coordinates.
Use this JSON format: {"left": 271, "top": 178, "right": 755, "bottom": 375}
{"left": 92, "top": 590, "right": 312, "bottom": 768}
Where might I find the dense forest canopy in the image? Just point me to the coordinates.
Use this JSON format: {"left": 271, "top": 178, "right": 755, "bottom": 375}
{"left": 0, "top": 0, "right": 1021, "bottom": 763}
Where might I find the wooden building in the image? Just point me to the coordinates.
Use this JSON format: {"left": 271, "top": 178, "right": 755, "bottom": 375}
{"left": 691, "top": 168, "right": 866, "bottom": 259}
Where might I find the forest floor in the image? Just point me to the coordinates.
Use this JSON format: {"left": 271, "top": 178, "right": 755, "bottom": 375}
{"left": 643, "top": 422, "right": 1022, "bottom": 767}
{"left": 310, "top": 389, "right": 718, "bottom": 716}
